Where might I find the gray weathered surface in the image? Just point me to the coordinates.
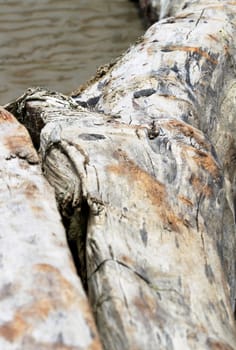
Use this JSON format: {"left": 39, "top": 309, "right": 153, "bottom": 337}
{"left": 4, "top": 0, "right": 236, "bottom": 349}
{"left": 0, "top": 107, "right": 102, "bottom": 350}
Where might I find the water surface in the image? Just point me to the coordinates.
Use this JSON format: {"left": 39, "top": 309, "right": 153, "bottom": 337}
{"left": 0, "top": 0, "right": 144, "bottom": 104}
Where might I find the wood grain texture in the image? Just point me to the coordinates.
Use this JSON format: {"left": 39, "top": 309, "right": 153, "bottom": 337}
{"left": 4, "top": 0, "right": 236, "bottom": 349}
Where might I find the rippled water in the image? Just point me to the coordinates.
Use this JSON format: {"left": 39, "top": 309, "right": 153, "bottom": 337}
{"left": 0, "top": 0, "right": 144, "bottom": 104}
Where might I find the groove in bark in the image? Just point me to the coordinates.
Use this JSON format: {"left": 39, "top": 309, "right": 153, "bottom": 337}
{"left": 65, "top": 199, "right": 90, "bottom": 291}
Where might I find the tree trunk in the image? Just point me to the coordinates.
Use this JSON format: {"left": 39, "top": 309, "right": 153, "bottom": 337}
{"left": 4, "top": 0, "right": 236, "bottom": 349}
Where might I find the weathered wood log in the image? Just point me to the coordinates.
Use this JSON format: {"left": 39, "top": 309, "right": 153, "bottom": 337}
{"left": 72, "top": 0, "right": 236, "bottom": 307}
{"left": 4, "top": 0, "right": 236, "bottom": 349}
{"left": 7, "top": 88, "right": 236, "bottom": 349}
{"left": 0, "top": 107, "right": 102, "bottom": 349}
{"left": 70, "top": 0, "right": 236, "bottom": 314}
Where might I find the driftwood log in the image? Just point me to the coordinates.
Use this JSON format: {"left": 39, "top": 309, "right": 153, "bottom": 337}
{"left": 2, "top": 0, "right": 236, "bottom": 349}
{"left": 0, "top": 108, "right": 102, "bottom": 349}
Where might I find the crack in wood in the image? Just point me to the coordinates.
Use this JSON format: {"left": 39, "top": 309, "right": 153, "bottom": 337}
{"left": 196, "top": 192, "right": 203, "bottom": 232}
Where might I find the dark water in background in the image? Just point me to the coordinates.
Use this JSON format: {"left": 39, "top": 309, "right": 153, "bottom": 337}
{"left": 0, "top": 0, "right": 144, "bottom": 104}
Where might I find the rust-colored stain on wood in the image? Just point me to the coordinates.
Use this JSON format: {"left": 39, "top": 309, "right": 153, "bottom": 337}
{"left": 3, "top": 131, "right": 39, "bottom": 164}
{"left": 0, "top": 264, "right": 101, "bottom": 346}
{"left": 207, "top": 34, "right": 220, "bottom": 43}
{"left": 24, "top": 182, "right": 39, "bottom": 199}
{"left": 31, "top": 205, "right": 45, "bottom": 217}
{"left": 207, "top": 338, "right": 235, "bottom": 350}
{"left": 4, "top": 134, "right": 30, "bottom": 154}
{"left": 0, "top": 264, "right": 102, "bottom": 347}
{"left": 134, "top": 296, "right": 168, "bottom": 328}
{"left": 0, "top": 107, "right": 39, "bottom": 164}
{"left": 147, "top": 45, "right": 155, "bottom": 55}
{"left": 34, "top": 263, "right": 76, "bottom": 306}
{"left": 0, "top": 107, "right": 15, "bottom": 123}
{"left": 87, "top": 341, "right": 104, "bottom": 350}
{"left": 111, "top": 149, "right": 166, "bottom": 205}
{"left": 166, "top": 120, "right": 210, "bottom": 150}
{"left": 109, "top": 150, "right": 185, "bottom": 232}
{"left": 34, "top": 263, "right": 99, "bottom": 333}
{"left": 178, "top": 195, "right": 193, "bottom": 207}
{"left": 0, "top": 313, "right": 28, "bottom": 342}
{"left": 161, "top": 46, "right": 218, "bottom": 65}
{"left": 0, "top": 299, "right": 59, "bottom": 342}
{"left": 22, "top": 299, "right": 53, "bottom": 320}
{"left": 190, "top": 174, "right": 213, "bottom": 197}
{"left": 192, "top": 149, "right": 219, "bottom": 178}
{"left": 133, "top": 295, "right": 156, "bottom": 320}
{"left": 181, "top": 142, "right": 220, "bottom": 179}
{"left": 121, "top": 255, "right": 135, "bottom": 266}
{"left": 165, "top": 212, "right": 183, "bottom": 232}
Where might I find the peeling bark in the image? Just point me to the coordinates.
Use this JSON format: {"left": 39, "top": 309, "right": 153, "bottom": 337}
{"left": 3, "top": 0, "right": 236, "bottom": 349}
